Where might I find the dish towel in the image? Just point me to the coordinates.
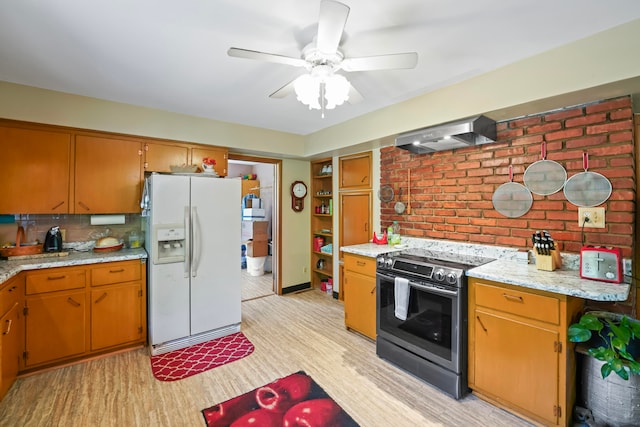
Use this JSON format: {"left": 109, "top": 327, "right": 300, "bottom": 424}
{"left": 394, "top": 277, "right": 410, "bottom": 320}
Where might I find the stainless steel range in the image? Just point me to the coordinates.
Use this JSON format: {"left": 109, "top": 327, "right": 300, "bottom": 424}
{"left": 376, "top": 248, "right": 495, "bottom": 399}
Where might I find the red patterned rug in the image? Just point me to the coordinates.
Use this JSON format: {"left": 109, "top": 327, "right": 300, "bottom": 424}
{"left": 202, "top": 371, "right": 359, "bottom": 426}
{"left": 151, "top": 332, "right": 254, "bottom": 382}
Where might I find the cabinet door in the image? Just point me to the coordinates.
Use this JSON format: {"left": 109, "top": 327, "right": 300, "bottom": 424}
{"left": 75, "top": 135, "right": 143, "bottom": 213}
{"left": 339, "top": 152, "right": 371, "bottom": 189}
{"left": 242, "top": 180, "right": 260, "bottom": 199}
{"left": 344, "top": 271, "right": 376, "bottom": 339}
{"left": 144, "top": 142, "right": 189, "bottom": 173}
{"left": 0, "top": 303, "right": 20, "bottom": 399}
{"left": 340, "top": 192, "right": 371, "bottom": 249}
{"left": 0, "top": 126, "right": 71, "bottom": 214}
{"left": 473, "top": 310, "right": 560, "bottom": 425}
{"left": 190, "top": 147, "right": 228, "bottom": 177}
{"left": 25, "top": 290, "right": 87, "bottom": 367}
{"left": 91, "top": 282, "right": 143, "bottom": 351}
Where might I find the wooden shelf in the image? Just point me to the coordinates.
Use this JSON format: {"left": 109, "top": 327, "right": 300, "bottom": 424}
{"left": 311, "top": 158, "right": 334, "bottom": 292}
{"left": 313, "top": 269, "right": 331, "bottom": 276}
{"left": 313, "top": 251, "right": 332, "bottom": 257}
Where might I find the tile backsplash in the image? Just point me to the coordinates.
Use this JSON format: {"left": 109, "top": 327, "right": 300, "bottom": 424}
{"left": 0, "top": 214, "right": 143, "bottom": 247}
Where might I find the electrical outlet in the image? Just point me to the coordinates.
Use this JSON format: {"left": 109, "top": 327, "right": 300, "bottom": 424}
{"left": 578, "top": 207, "right": 605, "bottom": 228}
{"left": 623, "top": 258, "right": 632, "bottom": 278}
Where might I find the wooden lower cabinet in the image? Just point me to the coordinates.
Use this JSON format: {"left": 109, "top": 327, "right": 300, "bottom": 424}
{"left": 25, "top": 289, "right": 87, "bottom": 367}
{"left": 468, "top": 277, "right": 583, "bottom": 427}
{"left": 343, "top": 253, "right": 377, "bottom": 340}
{"left": 22, "top": 260, "right": 146, "bottom": 371}
{"left": 0, "top": 274, "right": 24, "bottom": 400}
{"left": 90, "top": 260, "right": 145, "bottom": 351}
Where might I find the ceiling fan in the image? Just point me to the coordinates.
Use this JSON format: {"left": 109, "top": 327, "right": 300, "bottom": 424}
{"left": 227, "top": 0, "right": 418, "bottom": 117}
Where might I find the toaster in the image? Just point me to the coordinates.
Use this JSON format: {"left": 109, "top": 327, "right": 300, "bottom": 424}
{"left": 579, "top": 246, "right": 622, "bottom": 283}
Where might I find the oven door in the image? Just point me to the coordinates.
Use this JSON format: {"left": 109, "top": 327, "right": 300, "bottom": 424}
{"left": 376, "top": 271, "right": 465, "bottom": 374}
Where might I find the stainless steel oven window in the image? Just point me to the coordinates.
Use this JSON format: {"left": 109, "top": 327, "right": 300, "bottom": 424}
{"left": 376, "top": 272, "right": 462, "bottom": 373}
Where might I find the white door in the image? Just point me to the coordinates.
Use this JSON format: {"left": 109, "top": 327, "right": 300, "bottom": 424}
{"left": 190, "top": 176, "right": 241, "bottom": 335}
{"left": 148, "top": 174, "right": 191, "bottom": 345}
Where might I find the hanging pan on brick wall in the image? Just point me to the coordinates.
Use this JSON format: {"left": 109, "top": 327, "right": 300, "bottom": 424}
{"left": 523, "top": 141, "right": 567, "bottom": 196}
{"left": 563, "top": 152, "right": 612, "bottom": 207}
{"left": 492, "top": 165, "right": 533, "bottom": 218}
{"left": 378, "top": 185, "right": 394, "bottom": 202}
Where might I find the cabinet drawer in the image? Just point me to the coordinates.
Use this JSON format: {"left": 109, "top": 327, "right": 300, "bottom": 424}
{"left": 1, "top": 275, "right": 22, "bottom": 316}
{"left": 26, "top": 268, "right": 87, "bottom": 294}
{"left": 474, "top": 282, "right": 559, "bottom": 325}
{"left": 344, "top": 254, "right": 376, "bottom": 277}
{"left": 91, "top": 261, "right": 141, "bottom": 286}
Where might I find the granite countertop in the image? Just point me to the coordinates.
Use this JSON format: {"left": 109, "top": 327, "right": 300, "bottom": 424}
{"left": 467, "top": 259, "right": 629, "bottom": 302}
{"left": 340, "top": 243, "right": 404, "bottom": 257}
{"left": 340, "top": 239, "right": 630, "bottom": 302}
{"left": 0, "top": 248, "right": 148, "bottom": 283}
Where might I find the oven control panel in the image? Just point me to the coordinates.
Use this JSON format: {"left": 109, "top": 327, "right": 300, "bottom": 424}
{"left": 376, "top": 254, "right": 463, "bottom": 286}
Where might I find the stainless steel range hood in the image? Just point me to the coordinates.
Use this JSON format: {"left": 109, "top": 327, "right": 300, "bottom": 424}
{"left": 395, "top": 115, "right": 497, "bottom": 154}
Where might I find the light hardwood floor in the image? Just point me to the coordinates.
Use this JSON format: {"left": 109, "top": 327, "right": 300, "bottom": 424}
{"left": 240, "top": 269, "right": 274, "bottom": 301}
{"left": 0, "top": 290, "right": 534, "bottom": 427}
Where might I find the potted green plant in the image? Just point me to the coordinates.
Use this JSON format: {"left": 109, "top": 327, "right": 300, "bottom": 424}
{"left": 568, "top": 311, "right": 640, "bottom": 380}
{"left": 568, "top": 311, "right": 640, "bottom": 426}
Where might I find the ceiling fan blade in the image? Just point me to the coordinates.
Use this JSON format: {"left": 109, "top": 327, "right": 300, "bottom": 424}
{"left": 342, "top": 52, "right": 418, "bottom": 72}
{"left": 227, "top": 47, "right": 307, "bottom": 68}
{"left": 347, "top": 84, "right": 363, "bottom": 105}
{"left": 317, "top": 0, "right": 350, "bottom": 55}
{"left": 269, "top": 79, "right": 297, "bottom": 99}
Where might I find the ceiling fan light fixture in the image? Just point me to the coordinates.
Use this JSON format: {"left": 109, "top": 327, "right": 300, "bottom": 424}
{"left": 324, "top": 73, "right": 349, "bottom": 109}
{"left": 294, "top": 74, "right": 321, "bottom": 109}
{"left": 294, "top": 70, "right": 350, "bottom": 112}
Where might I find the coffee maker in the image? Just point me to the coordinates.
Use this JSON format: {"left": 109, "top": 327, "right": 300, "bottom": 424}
{"left": 43, "top": 226, "right": 63, "bottom": 252}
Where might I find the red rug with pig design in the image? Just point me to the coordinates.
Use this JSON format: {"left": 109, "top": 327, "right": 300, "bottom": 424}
{"left": 151, "top": 332, "right": 254, "bottom": 382}
{"left": 201, "top": 371, "right": 359, "bottom": 427}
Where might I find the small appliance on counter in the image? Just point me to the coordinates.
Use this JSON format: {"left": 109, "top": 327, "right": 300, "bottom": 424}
{"left": 580, "top": 245, "right": 622, "bottom": 283}
{"left": 43, "top": 226, "right": 63, "bottom": 252}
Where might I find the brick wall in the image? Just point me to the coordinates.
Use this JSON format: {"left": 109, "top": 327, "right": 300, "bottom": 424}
{"left": 380, "top": 96, "right": 635, "bottom": 258}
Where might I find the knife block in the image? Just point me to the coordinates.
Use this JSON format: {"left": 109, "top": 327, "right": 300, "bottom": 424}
{"left": 534, "top": 247, "right": 562, "bottom": 271}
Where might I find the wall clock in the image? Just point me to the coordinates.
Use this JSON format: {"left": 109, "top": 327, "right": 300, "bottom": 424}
{"left": 291, "top": 180, "right": 307, "bottom": 212}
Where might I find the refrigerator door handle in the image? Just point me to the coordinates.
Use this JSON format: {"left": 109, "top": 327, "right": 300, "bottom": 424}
{"left": 184, "top": 206, "right": 190, "bottom": 278}
{"left": 191, "top": 206, "right": 200, "bottom": 277}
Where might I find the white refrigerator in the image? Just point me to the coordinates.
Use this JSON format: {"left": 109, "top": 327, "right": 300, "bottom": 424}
{"left": 145, "top": 173, "right": 241, "bottom": 355}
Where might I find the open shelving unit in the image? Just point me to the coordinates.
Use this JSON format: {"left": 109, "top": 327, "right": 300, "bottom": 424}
{"left": 310, "top": 158, "right": 333, "bottom": 291}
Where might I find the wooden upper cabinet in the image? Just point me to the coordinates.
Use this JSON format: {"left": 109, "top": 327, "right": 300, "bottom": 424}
{"left": 0, "top": 126, "right": 71, "bottom": 214}
{"left": 190, "top": 147, "right": 228, "bottom": 177}
{"left": 75, "top": 135, "right": 143, "bottom": 213}
{"left": 242, "top": 180, "right": 260, "bottom": 200}
{"left": 143, "top": 142, "right": 189, "bottom": 173}
{"left": 339, "top": 152, "right": 371, "bottom": 190}
{"left": 340, "top": 192, "right": 372, "bottom": 250}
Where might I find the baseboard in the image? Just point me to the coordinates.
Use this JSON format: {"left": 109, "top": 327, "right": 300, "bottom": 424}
{"left": 282, "top": 282, "right": 311, "bottom": 294}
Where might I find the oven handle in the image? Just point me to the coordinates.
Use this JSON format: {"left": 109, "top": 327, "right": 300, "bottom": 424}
{"left": 377, "top": 271, "right": 458, "bottom": 297}
{"left": 410, "top": 281, "right": 458, "bottom": 296}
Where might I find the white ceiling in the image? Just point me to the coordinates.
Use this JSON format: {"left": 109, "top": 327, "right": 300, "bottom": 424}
{"left": 2, "top": 1, "right": 640, "bottom": 136}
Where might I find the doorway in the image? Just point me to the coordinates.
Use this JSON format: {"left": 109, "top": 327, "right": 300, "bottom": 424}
{"left": 229, "top": 154, "right": 282, "bottom": 300}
